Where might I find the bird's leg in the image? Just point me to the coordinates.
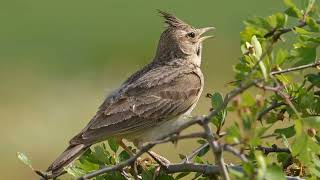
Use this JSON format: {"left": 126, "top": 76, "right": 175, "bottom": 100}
{"left": 117, "top": 139, "right": 135, "bottom": 156}
{"left": 117, "top": 139, "right": 146, "bottom": 179}
{"left": 147, "top": 151, "right": 170, "bottom": 167}
{"left": 147, "top": 151, "right": 171, "bottom": 179}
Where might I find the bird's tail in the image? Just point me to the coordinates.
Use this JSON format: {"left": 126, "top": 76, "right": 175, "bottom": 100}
{"left": 46, "top": 144, "right": 89, "bottom": 177}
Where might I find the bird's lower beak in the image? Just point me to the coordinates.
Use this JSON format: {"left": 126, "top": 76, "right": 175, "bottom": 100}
{"left": 198, "top": 27, "right": 215, "bottom": 42}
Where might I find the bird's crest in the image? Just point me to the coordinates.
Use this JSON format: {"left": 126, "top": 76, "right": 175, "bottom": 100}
{"left": 157, "top": 10, "right": 191, "bottom": 29}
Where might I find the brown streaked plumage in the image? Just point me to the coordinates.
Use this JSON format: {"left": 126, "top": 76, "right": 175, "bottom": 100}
{"left": 45, "top": 10, "right": 214, "bottom": 177}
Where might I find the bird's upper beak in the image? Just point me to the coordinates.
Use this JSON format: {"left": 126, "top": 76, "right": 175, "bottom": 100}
{"left": 198, "top": 27, "right": 215, "bottom": 42}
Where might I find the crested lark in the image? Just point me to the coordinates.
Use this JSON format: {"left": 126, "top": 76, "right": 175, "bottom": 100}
{"left": 45, "top": 10, "right": 214, "bottom": 177}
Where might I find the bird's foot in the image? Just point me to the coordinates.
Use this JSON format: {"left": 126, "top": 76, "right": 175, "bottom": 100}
{"left": 147, "top": 151, "right": 170, "bottom": 167}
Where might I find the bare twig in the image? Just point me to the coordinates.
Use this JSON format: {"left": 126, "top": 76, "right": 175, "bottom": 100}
{"left": 270, "top": 61, "right": 320, "bottom": 76}
{"left": 257, "top": 144, "right": 290, "bottom": 155}
{"left": 203, "top": 123, "right": 230, "bottom": 180}
{"left": 257, "top": 101, "right": 286, "bottom": 120}
{"left": 264, "top": 19, "right": 320, "bottom": 42}
{"left": 182, "top": 143, "right": 209, "bottom": 163}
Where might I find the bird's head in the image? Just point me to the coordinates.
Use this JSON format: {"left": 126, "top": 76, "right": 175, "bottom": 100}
{"left": 154, "top": 10, "right": 215, "bottom": 64}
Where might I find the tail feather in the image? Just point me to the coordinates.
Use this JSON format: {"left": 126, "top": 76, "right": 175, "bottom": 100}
{"left": 47, "top": 144, "right": 89, "bottom": 176}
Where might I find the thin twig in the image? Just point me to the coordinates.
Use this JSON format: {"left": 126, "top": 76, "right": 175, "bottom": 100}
{"left": 182, "top": 143, "right": 209, "bottom": 163}
{"left": 203, "top": 123, "right": 230, "bottom": 180}
{"left": 264, "top": 19, "right": 320, "bottom": 41}
{"left": 257, "top": 101, "right": 286, "bottom": 120}
{"left": 270, "top": 61, "right": 320, "bottom": 76}
{"left": 256, "top": 144, "right": 290, "bottom": 155}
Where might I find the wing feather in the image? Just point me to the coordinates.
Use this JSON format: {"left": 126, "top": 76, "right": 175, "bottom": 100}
{"left": 70, "top": 65, "right": 202, "bottom": 145}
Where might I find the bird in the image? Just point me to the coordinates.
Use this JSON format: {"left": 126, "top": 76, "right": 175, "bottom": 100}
{"left": 43, "top": 10, "right": 214, "bottom": 179}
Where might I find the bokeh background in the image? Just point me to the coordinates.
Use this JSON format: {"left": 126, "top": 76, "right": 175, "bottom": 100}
{"left": 0, "top": 0, "right": 284, "bottom": 179}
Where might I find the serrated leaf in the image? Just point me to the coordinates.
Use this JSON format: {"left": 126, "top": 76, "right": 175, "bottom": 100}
{"left": 211, "top": 92, "right": 223, "bottom": 108}
{"left": 17, "top": 152, "right": 33, "bottom": 169}
{"left": 291, "top": 134, "right": 308, "bottom": 156}
{"left": 291, "top": 47, "right": 316, "bottom": 66}
{"left": 108, "top": 138, "right": 119, "bottom": 153}
{"left": 284, "top": 0, "right": 302, "bottom": 18}
{"left": 64, "top": 164, "right": 86, "bottom": 177}
{"left": 274, "top": 125, "right": 296, "bottom": 139}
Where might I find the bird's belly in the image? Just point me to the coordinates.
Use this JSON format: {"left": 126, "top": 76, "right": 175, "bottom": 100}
{"left": 124, "top": 116, "right": 186, "bottom": 146}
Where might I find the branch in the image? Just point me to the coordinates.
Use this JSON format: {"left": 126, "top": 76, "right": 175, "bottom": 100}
{"left": 182, "top": 143, "right": 209, "bottom": 163}
{"left": 257, "top": 101, "right": 286, "bottom": 120}
{"left": 257, "top": 144, "right": 290, "bottom": 155}
{"left": 164, "top": 163, "right": 242, "bottom": 175}
{"left": 203, "top": 123, "right": 230, "bottom": 180}
{"left": 264, "top": 19, "right": 320, "bottom": 42}
{"left": 270, "top": 61, "right": 320, "bottom": 76}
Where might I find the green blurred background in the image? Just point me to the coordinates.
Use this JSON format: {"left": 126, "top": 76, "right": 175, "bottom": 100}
{"left": 0, "top": 0, "right": 284, "bottom": 179}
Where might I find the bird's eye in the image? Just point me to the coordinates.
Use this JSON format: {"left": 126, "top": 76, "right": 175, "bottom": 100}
{"left": 187, "top": 32, "right": 195, "bottom": 38}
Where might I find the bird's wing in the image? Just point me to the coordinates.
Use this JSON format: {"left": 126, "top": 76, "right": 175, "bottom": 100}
{"left": 70, "top": 65, "right": 202, "bottom": 145}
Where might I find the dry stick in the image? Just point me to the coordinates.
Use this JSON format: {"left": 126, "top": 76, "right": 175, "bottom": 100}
{"left": 203, "top": 123, "right": 230, "bottom": 180}
{"left": 270, "top": 61, "right": 320, "bottom": 76}
{"left": 257, "top": 145, "right": 290, "bottom": 155}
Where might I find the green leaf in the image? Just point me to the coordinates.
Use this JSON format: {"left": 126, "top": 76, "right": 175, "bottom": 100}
{"left": 197, "top": 145, "right": 210, "bottom": 157}
{"left": 277, "top": 152, "right": 291, "bottom": 165}
{"left": 64, "top": 164, "right": 86, "bottom": 177}
{"left": 17, "top": 152, "right": 33, "bottom": 169}
{"left": 211, "top": 92, "right": 223, "bottom": 108}
{"left": 284, "top": 0, "right": 302, "bottom": 18}
{"left": 275, "top": 49, "right": 289, "bottom": 65}
{"left": 291, "top": 47, "right": 316, "bottom": 66}
{"left": 108, "top": 138, "right": 119, "bottom": 153}
{"left": 265, "top": 165, "right": 286, "bottom": 180}
{"left": 303, "top": 116, "right": 320, "bottom": 128}
{"left": 156, "top": 174, "right": 175, "bottom": 180}
{"left": 307, "top": 17, "right": 319, "bottom": 32}
{"left": 294, "top": 27, "right": 313, "bottom": 35}
{"left": 175, "top": 172, "right": 190, "bottom": 179}
{"left": 306, "top": 73, "right": 320, "bottom": 87}
{"left": 118, "top": 150, "right": 130, "bottom": 162}
{"left": 251, "top": 35, "right": 262, "bottom": 59}
{"left": 281, "top": 134, "right": 291, "bottom": 151}
{"left": 274, "top": 125, "right": 296, "bottom": 139}
{"left": 291, "top": 134, "right": 308, "bottom": 156}
{"left": 197, "top": 139, "right": 207, "bottom": 144}
{"left": 268, "top": 13, "right": 287, "bottom": 28}
{"left": 255, "top": 152, "right": 267, "bottom": 180}
{"left": 211, "top": 92, "right": 227, "bottom": 128}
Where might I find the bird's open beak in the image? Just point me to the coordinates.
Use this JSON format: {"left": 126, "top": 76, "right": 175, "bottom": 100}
{"left": 198, "top": 27, "right": 215, "bottom": 42}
